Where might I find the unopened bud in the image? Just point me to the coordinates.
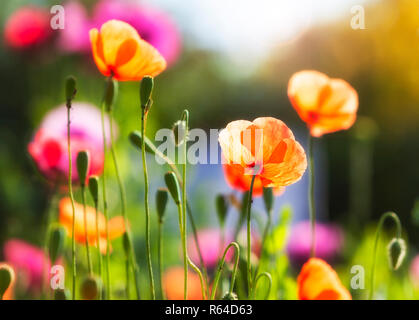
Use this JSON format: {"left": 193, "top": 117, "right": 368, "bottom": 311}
{"left": 104, "top": 79, "right": 118, "bottom": 112}
{"left": 129, "top": 131, "right": 156, "bottom": 155}
{"left": 156, "top": 188, "right": 169, "bottom": 222}
{"left": 215, "top": 194, "right": 229, "bottom": 227}
{"left": 48, "top": 225, "right": 67, "bottom": 264}
{"left": 387, "top": 238, "right": 406, "bottom": 270}
{"left": 54, "top": 288, "right": 70, "bottom": 300}
{"left": 88, "top": 176, "right": 99, "bottom": 204}
{"left": 172, "top": 120, "right": 187, "bottom": 146}
{"left": 140, "top": 76, "right": 154, "bottom": 110}
{"left": 164, "top": 172, "right": 181, "bottom": 205}
{"left": 80, "top": 276, "right": 101, "bottom": 300}
{"left": 76, "top": 150, "right": 90, "bottom": 186}
{"left": 65, "top": 76, "right": 77, "bottom": 102}
{"left": 263, "top": 187, "right": 274, "bottom": 214}
{"left": 222, "top": 292, "right": 238, "bottom": 300}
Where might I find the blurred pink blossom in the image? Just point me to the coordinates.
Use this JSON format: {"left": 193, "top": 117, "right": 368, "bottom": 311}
{"left": 410, "top": 255, "right": 419, "bottom": 287}
{"left": 188, "top": 228, "right": 260, "bottom": 269}
{"left": 28, "top": 102, "right": 113, "bottom": 184}
{"left": 58, "top": 0, "right": 181, "bottom": 66}
{"left": 3, "top": 239, "right": 50, "bottom": 294}
{"left": 4, "top": 6, "right": 52, "bottom": 50}
{"left": 287, "top": 221, "right": 344, "bottom": 266}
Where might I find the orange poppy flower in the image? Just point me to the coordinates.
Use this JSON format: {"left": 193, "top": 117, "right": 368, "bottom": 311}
{"left": 163, "top": 267, "right": 203, "bottom": 300}
{"left": 219, "top": 117, "right": 307, "bottom": 190}
{"left": 297, "top": 258, "right": 351, "bottom": 300}
{"left": 89, "top": 19, "right": 166, "bottom": 81}
{"left": 222, "top": 163, "right": 285, "bottom": 197}
{"left": 288, "top": 70, "right": 358, "bottom": 137}
{"left": 58, "top": 197, "right": 126, "bottom": 254}
{"left": 0, "top": 263, "right": 15, "bottom": 300}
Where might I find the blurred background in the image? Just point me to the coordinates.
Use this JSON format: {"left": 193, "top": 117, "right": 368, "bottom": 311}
{"left": 1, "top": 0, "right": 419, "bottom": 299}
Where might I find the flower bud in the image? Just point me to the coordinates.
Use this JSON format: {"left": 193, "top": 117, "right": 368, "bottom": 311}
{"left": 54, "top": 288, "right": 70, "bottom": 300}
{"left": 80, "top": 275, "right": 102, "bottom": 300}
{"left": 140, "top": 76, "right": 154, "bottom": 108}
{"left": 104, "top": 79, "right": 118, "bottom": 112}
{"left": 263, "top": 187, "right": 274, "bottom": 214}
{"left": 0, "top": 264, "right": 14, "bottom": 300}
{"left": 222, "top": 292, "right": 238, "bottom": 300}
{"left": 76, "top": 150, "right": 90, "bottom": 186}
{"left": 129, "top": 131, "right": 156, "bottom": 155}
{"left": 122, "top": 232, "right": 132, "bottom": 258}
{"left": 65, "top": 76, "right": 77, "bottom": 102}
{"left": 88, "top": 176, "right": 99, "bottom": 205}
{"left": 156, "top": 188, "right": 169, "bottom": 222}
{"left": 172, "top": 120, "right": 187, "bottom": 146}
{"left": 387, "top": 238, "right": 406, "bottom": 270}
{"left": 164, "top": 172, "right": 181, "bottom": 205}
{"left": 48, "top": 225, "right": 67, "bottom": 264}
{"left": 215, "top": 194, "right": 229, "bottom": 227}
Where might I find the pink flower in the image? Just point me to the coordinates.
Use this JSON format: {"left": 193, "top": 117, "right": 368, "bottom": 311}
{"left": 3, "top": 239, "right": 50, "bottom": 294}
{"left": 188, "top": 228, "right": 260, "bottom": 269}
{"left": 287, "top": 221, "right": 344, "bottom": 266}
{"left": 58, "top": 0, "right": 181, "bottom": 66}
{"left": 4, "top": 6, "right": 51, "bottom": 49}
{"left": 410, "top": 255, "right": 419, "bottom": 287}
{"left": 28, "top": 102, "right": 113, "bottom": 183}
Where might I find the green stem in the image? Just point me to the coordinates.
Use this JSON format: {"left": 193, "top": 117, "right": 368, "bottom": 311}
{"left": 158, "top": 220, "right": 165, "bottom": 299}
{"left": 368, "top": 211, "right": 402, "bottom": 300}
{"left": 94, "top": 200, "right": 102, "bottom": 300}
{"left": 252, "top": 272, "right": 272, "bottom": 300}
{"left": 308, "top": 134, "right": 316, "bottom": 258}
{"left": 246, "top": 175, "right": 257, "bottom": 299}
{"left": 81, "top": 186, "right": 93, "bottom": 274}
{"left": 100, "top": 78, "right": 112, "bottom": 299}
{"left": 66, "top": 101, "right": 77, "bottom": 300}
{"left": 253, "top": 209, "right": 272, "bottom": 283}
{"left": 176, "top": 201, "right": 188, "bottom": 300}
{"left": 109, "top": 109, "right": 141, "bottom": 300}
{"left": 141, "top": 108, "right": 156, "bottom": 300}
{"left": 133, "top": 132, "right": 209, "bottom": 297}
{"left": 188, "top": 258, "right": 207, "bottom": 300}
{"left": 181, "top": 110, "right": 189, "bottom": 301}
{"left": 211, "top": 242, "right": 240, "bottom": 300}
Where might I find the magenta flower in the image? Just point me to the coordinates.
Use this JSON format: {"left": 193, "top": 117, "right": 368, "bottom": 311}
{"left": 4, "top": 6, "right": 52, "bottom": 50}
{"left": 58, "top": 0, "right": 181, "bottom": 66}
{"left": 188, "top": 228, "right": 260, "bottom": 269}
{"left": 3, "top": 239, "right": 50, "bottom": 294}
{"left": 28, "top": 102, "right": 113, "bottom": 184}
{"left": 287, "top": 221, "right": 344, "bottom": 266}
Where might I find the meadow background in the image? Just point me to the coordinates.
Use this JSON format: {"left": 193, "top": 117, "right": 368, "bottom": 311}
{"left": 1, "top": 0, "right": 419, "bottom": 299}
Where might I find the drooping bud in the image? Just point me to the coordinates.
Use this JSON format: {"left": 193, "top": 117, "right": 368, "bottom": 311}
{"left": 156, "top": 188, "right": 169, "bottom": 222}
{"left": 263, "top": 187, "right": 274, "bottom": 214}
{"left": 88, "top": 176, "right": 99, "bottom": 205}
{"left": 222, "top": 292, "right": 238, "bottom": 300}
{"left": 76, "top": 150, "right": 90, "bottom": 186}
{"left": 215, "top": 194, "right": 229, "bottom": 227}
{"left": 65, "top": 76, "right": 77, "bottom": 103}
{"left": 122, "top": 232, "right": 132, "bottom": 258}
{"left": 0, "top": 264, "right": 14, "bottom": 300}
{"left": 129, "top": 131, "right": 156, "bottom": 155}
{"left": 104, "top": 78, "right": 118, "bottom": 112}
{"left": 164, "top": 172, "right": 181, "bottom": 205}
{"left": 387, "top": 238, "right": 406, "bottom": 270}
{"left": 54, "top": 288, "right": 71, "bottom": 300}
{"left": 140, "top": 76, "right": 154, "bottom": 111}
{"left": 80, "top": 275, "right": 101, "bottom": 300}
{"left": 48, "top": 225, "right": 67, "bottom": 264}
{"left": 172, "top": 120, "right": 187, "bottom": 146}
